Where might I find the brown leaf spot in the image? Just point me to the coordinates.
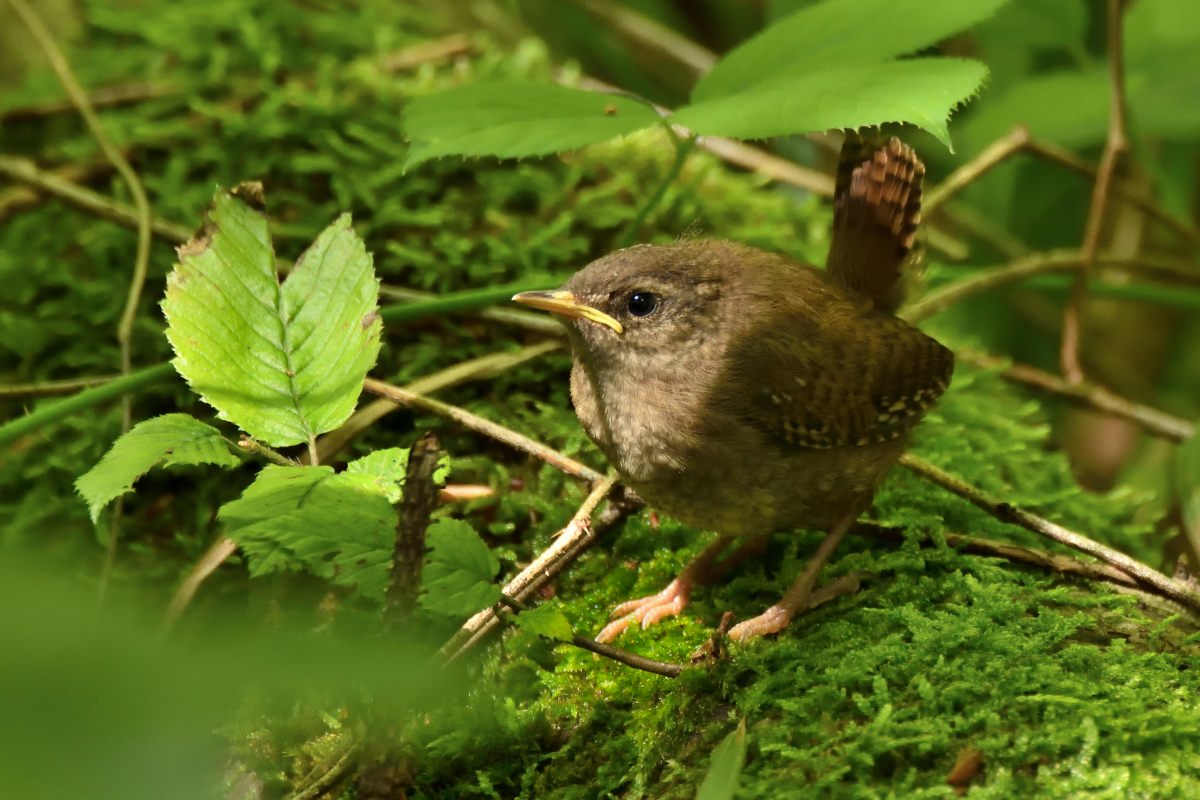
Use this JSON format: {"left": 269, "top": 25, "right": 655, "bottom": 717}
{"left": 230, "top": 181, "right": 266, "bottom": 210}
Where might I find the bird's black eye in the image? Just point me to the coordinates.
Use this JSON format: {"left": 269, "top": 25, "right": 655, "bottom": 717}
{"left": 627, "top": 291, "right": 659, "bottom": 317}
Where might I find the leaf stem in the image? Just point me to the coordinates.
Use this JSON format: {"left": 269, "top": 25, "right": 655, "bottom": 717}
{"left": 616, "top": 129, "right": 695, "bottom": 249}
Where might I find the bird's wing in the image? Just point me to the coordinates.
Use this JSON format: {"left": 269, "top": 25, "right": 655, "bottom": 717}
{"left": 735, "top": 304, "right": 953, "bottom": 450}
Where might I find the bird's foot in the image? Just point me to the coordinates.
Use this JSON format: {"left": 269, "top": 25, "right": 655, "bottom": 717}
{"left": 727, "top": 571, "right": 862, "bottom": 642}
{"left": 595, "top": 578, "right": 692, "bottom": 643}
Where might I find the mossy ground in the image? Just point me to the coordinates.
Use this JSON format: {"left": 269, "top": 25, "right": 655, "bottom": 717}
{"left": 3, "top": 2, "right": 1198, "bottom": 798}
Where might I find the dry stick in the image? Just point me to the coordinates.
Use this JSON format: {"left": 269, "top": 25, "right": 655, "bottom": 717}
{"left": 7, "top": 0, "right": 156, "bottom": 599}
{"left": 1062, "top": 0, "right": 1130, "bottom": 383}
{"left": 899, "top": 249, "right": 1200, "bottom": 325}
{"left": 852, "top": 522, "right": 1139, "bottom": 588}
{"left": 385, "top": 433, "right": 442, "bottom": 627}
{"left": 443, "top": 477, "right": 635, "bottom": 660}
{"left": 0, "top": 159, "right": 111, "bottom": 221}
{"left": 958, "top": 351, "right": 1194, "bottom": 442}
{"left": 315, "top": 341, "right": 564, "bottom": 463}
{"left": 899, "top": 453, "right": 1200, "bottom": 613}
{"left": 363, "top": 379, "right": 605, "bottom": 483}
{"left": 498, "top": 592, "right": 684, "bottom": 679}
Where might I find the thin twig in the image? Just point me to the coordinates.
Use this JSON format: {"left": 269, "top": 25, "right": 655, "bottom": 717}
{"left": 6, "top": 0, "right": 155, "bottom": 597}
{"left": 378, "top": 33, "right": 475, "bottom": 72}
{"left": 0, "top": 373, "right": 121, "bottom": 399}
{"left": 0, "top": 156, "right": 192, "bottom": 242}
{"left": 162, "top": 536, "right": 239, "bottom": 631}
{"left": 362, "top": 379, "right": 605, "bottom": 483}
{"left": 498, "top": 593, "right": 684, "bottom": 678}
{"left": 923, "top": 126, "right": 1031, "bottom": 215}
{"left": 571, "top": 0, "right": 716, "bottom": 77}
{"left": 1022, "top": 138, "right": 1200, "bottom": 247}
{"left": 958, "top": 351, "right": 1194, "bottom": 442}
{"left": 5, "top": 0, "right": 154, "bottom": 388}
{"left": 901, "top": 249, "right": 1200, "bottom": 324}
{"left": 444, "top": 478, "right": 638, "bottom": 660}
{"left": 899, "top": 453, "right": 1200, "bottom": 613}
{"left": 851, "top": 522, "right": 1139, "bottom": 587}
{"left": 1062, "top": 0, "right": 1129, "bottom": 383}
{"left": 315, "top": 341, "right": 564, "bottom": 463}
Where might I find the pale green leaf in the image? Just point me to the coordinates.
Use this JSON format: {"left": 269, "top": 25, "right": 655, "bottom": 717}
{"left": 76, "top": 414, "right": 238, "bottom": 523}
{"left": 346, "top": 447, "right": 411, "bottom": 503}
{"left": 514, "top": 604, "right": 574, "bottom": 642}
{"left": 162, "top": 188, "right": 382, "bottom": 448}
{"left": 675, "top": 58, "right": 987, "bottom": 151}
{"left": 220, "top": 464, "right": 395, "bottom": 599}
{"left": 403, "top": 82, "right": 662, "bottom": 169}
{"left": 691, "top": 0, "right": 1006, "bottom": 102}
{"left": 420, "top": 518, "right": 500, "bottom": 617}
{"left": 696, "top": 719, "right": 748, "bottom": 800}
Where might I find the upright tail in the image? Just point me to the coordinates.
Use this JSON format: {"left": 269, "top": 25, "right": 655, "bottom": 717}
{"left": 825, "top": 134, "right": 924, "bottom": 314}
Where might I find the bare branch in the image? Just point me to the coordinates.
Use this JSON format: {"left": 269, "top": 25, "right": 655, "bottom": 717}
{"left": 362, "top": 378, "right": 605, "bottom": 483}
{"left": 1062, "top": 0, "right": 1130, "bottom": 382}
{"left": 958, "top": 351, "right": 1194, "bottom": 442}
{"left": 899, "top": 453, "right": 1200, "bottom": 613}
{"left": 444, "top": 478, "right": 637, "bottom": 660}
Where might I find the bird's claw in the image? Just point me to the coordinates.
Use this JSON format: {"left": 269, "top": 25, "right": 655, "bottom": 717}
{"left": 595, "top": 578, "right": 691, "bottom": 643}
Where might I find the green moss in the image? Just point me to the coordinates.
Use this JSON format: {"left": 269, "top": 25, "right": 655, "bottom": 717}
{"left": 2, "top": 2, "right": 1197, "bottom": 798}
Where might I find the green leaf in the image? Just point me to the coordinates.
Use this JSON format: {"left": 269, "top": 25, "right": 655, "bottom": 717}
{"left": 162, "top": 187, "right": 382, "bottom": 448}
{"left": 696, "top": 719, "right": 748, "bottom": 800}
{"left": 403, "top": 82, "right": 662, "bottom": 169}
{"left": 75, "top": 414, "right": 238, "bottom": 523}
{"left": 514, "top": 604, "right": 574, "bottom": 642}
{"left": 346, "top": 447, "right": 411, "bottom": 503}
{"left": 420, "top": 518, "right": 501, "bottom": 617}
{"left": 675, "top": 58, "right": 988, "bottom": 151}
{"left": 220, "top": 464, "right": 396, "bottom": 599}
{"left": 691, "top": 0, "right": 1007, "bottom": 102}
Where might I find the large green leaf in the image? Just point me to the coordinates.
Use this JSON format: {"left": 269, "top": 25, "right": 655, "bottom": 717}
{"left": 220, "top": 464, "right": 396, "bottom": 599}
{"left": 691, "top": 0, "right": 1006, "bottom": 102}
{"left": 162, "top": 188, "right": 382, "bottom": 448}
{"left": 420, "top": 518, "right": 501, "bottom": 617}
{"left": 402, "top": 81, "right": 662, "bottom": 169}
{"left": 675, "top": 58, "right": 987, "bottom": 150}
{"left": 75, "top": 414, "right": 239, "bottom": 523}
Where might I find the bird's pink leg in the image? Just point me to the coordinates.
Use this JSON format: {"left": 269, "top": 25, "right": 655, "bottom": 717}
{"left": 596, "top": 534, "right": 751, "bottom": 643}
{"left": 726, "top": 513, "right": 856, "bottom": 642}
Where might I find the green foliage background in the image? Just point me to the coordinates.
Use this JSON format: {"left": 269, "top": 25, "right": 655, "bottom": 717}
{"left": 2, "top": 1, "right": 1199, "bottom": 798}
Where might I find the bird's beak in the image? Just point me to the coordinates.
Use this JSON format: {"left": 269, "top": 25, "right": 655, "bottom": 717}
{"left": 511, "top": 290, "right": 624, "bottom": 334}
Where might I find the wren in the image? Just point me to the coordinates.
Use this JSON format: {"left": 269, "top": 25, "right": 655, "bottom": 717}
{"left": 513, "top": 136, "right": 953, "bottom": 642}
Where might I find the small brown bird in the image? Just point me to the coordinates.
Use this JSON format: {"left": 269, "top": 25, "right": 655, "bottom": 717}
{"left": 514, "top": 136, "right": 953, "bottom": 642}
